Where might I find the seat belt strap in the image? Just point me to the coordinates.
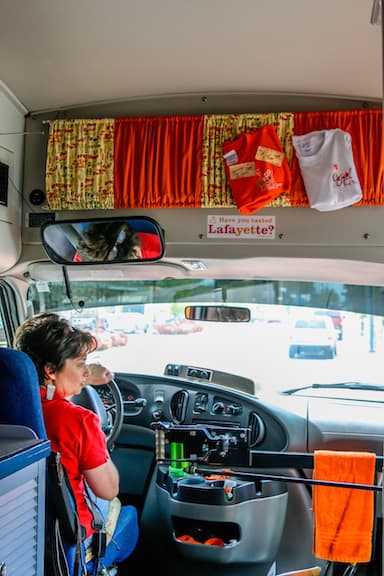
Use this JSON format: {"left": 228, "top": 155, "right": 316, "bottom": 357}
{"left": 83, "top": 483, "right": 107, "bottom": 572}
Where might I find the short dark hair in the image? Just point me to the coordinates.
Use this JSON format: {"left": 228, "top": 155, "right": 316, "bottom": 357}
{"left": 14, "top": 312, "right": 97, "bottom": 383}
{"left": 77, "top": 222, "right": 142, "bottom": 261}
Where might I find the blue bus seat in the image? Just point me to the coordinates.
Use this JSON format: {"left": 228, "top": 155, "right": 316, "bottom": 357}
{"left": 0, "top": 347, "right": 85, "bottom": 575}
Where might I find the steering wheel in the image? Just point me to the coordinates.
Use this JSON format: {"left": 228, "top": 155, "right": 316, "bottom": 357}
{"left": 71, "top": 379, "right": 124, "bottom": 450}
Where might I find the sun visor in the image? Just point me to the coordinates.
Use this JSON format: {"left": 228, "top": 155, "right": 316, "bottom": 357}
{"left": 27, "top": 257, "right": 384, "bottom": 286}
{"left": 27, "top": 260, "right": 189, "bottom": 282}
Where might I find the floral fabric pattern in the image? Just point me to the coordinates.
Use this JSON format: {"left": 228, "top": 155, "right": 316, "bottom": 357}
{"left": 46, "top": 119, "right": 115, "bottom": 210}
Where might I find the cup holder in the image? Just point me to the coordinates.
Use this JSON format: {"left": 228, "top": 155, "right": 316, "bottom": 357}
{"left": 156, "top": 467, "right": 288, "bottom": 564}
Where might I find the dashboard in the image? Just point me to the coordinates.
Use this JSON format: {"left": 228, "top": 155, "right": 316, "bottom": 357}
{"left": 91, "top": 368, "right": 384, "bottom": 576}
{"left": 95, "top": 367, "right": 384, "bottom": 459}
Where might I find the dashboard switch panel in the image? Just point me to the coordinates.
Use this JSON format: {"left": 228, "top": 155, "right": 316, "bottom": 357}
{"left": 165, "top": 364, "right": 181, "bottom": 376}
{"left": 194, "top": 393, "right": 208, "bottom": 413}
{"left": 186, "top": 367, "right": 212, "bottom": 381}
{"left": 211, "top": 396, "right": 243, "bottom": 417}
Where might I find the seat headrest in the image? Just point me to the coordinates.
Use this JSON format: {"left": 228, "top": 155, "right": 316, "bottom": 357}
{"left": 0, "top": 348, "right": 47, "bottom": 439}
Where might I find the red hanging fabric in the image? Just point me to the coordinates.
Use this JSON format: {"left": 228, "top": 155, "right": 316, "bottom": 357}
{"left": 222, "top": 125, "right": 292, "bottom": 214}
{"left": 114, "top": 116, "right": 204, "bottom": 208}
{"left": 290, "top": 110, "right": 383, "bottom": 206}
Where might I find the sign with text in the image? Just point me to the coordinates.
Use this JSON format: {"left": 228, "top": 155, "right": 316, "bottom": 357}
{"left": 207, "top": 215, "right": 276, "bottom": 239}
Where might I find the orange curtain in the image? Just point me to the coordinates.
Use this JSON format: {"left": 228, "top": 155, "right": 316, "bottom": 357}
{"left": 114, "top": 116, "right": 204, "bottom": 208}
{"left": 290, "top": 110, "right": 383, "bottom": 206}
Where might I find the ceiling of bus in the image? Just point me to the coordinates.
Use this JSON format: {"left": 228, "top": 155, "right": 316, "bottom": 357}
{"left": 0, "top": 0, "right": 382, "bottom": 114}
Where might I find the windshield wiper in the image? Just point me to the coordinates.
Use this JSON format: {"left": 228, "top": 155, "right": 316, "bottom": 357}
{"left": 281, "top": 382, "right": 384, "bottom": 395}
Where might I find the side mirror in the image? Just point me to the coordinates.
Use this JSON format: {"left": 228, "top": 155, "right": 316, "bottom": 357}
{"left": 185, "top": 305, "right": 251, "bottom": 322}
{"left": 41, "top": 217, "right": 165, "bottom": 264}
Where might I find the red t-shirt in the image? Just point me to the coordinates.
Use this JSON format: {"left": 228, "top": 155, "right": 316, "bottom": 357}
{"left": 222, "top": 125, "right": 291, "bottom": 214}
{"left": 138, "top": 232, "right": 162, "bottom": 258}
{"left": 40, "top": 389, "right": 109, "bottom": 537}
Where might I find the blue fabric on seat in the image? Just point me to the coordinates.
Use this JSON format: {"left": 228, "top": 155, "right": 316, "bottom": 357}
{"left": 0, "top": 347, "right": 47, "bottom": 439}
{"left": 0, "top": 348, "right": 79, "bottom": 574}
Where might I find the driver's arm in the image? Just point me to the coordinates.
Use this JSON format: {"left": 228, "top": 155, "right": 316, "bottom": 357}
{"left": 84, "top": 456, "right": 120, "bottom": 500}
{"left": 86, "top": 363, "right": 115, "bottom": 386}
{"left": 82, "top": 363, "right": 120, "bottom": 499}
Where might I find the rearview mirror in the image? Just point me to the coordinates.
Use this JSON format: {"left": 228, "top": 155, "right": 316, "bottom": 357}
{"left": 41, "top": 217, "right": 165, "bottom": 264}
{"left": 185, "top": 305, "right": 251, "bottom": 322}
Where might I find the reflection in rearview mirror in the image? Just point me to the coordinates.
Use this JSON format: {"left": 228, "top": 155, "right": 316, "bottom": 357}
{"left": 41, "top": 217, "right": 165, "bottom": 265}
{"left": 185, "top": 305, "right": 251, "bottom": 322}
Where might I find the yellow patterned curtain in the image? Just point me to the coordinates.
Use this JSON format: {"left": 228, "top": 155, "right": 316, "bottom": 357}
{"left": 45, "top": 119, "right": 115, "bottom": 210}
{"left": 201, "top": 113, "right": 294, "bottom": 207}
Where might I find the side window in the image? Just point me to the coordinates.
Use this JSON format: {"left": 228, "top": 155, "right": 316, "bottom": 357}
{"left": 0, "top": 313, "right": 6, "bottom": 346}
{"left": 0, "top": 280, "right": 21, "bottom": 348}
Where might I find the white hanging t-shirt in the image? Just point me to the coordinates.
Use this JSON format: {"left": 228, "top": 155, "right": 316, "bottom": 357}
{"left": 292, "top": 129, "right": 362, "bottom": 211}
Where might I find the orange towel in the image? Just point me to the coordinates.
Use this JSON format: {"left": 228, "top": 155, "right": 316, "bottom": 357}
{"left": 312, "top": 450, "right": 376, "bottom": 563}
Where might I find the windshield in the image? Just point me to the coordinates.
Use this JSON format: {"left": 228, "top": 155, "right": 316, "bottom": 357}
{"left": 27, "top": 278, "right": 384, "bottom": 399}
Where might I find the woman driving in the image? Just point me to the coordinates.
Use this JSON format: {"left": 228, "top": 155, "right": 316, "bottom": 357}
{"left": 14, "top": 312, "right": 139, "bottom": 573}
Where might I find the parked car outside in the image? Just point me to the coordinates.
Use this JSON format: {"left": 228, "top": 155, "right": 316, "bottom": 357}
{"left": 155, "top": 318, "right": 203, "bottom": 335}
{"left": 288, "top": 315, "right": 338, "bottom": 359}
{"left": 93, "top": 330, "right": 114, "bottom": 350}
{"left": 314, "top": 309, "right": 343, "bottom": 340}
{"left": 123, "top": 313, "right": 149, "bottom": 333}
{"left": 71, "top": 314, "right": 97, "bottom": 331}
{"left": 105, "top": 312, "right": 148, "bottom": 334}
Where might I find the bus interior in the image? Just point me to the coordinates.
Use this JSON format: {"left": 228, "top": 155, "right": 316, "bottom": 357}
{"left": 0, "top": 1, "right": 383, "bottom": 576}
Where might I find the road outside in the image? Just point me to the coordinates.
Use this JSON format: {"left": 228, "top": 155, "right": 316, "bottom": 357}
{"left": 88, "top": 317, "right": 384, "bottom": 397}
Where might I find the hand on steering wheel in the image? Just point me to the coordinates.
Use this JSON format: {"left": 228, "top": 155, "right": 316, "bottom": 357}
{"left": 72, "top": 364, "right": 123, "bottom": 451}
{"left": 86, "top": 363, "right": 115, "bottom": 386}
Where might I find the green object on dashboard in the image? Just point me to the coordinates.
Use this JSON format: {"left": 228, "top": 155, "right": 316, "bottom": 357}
{"left": 169, "top": 442, "right": 189, "bottom": 477}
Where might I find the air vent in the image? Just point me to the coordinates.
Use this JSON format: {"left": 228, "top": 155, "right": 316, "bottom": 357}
{"left": 170, "top": 390, "right": 189, "bottom": 423}
{"left": 248, "top": 412, "right": 266, "bottom": 447}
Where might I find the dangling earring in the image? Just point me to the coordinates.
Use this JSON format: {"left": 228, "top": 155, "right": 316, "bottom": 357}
{"left": 46, "top": 381, "right": 56, "bottom": 400}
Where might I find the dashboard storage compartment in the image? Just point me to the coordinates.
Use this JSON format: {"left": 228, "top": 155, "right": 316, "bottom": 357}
{"left": 156, "top": 467, "right": 288, "bottom": 564}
